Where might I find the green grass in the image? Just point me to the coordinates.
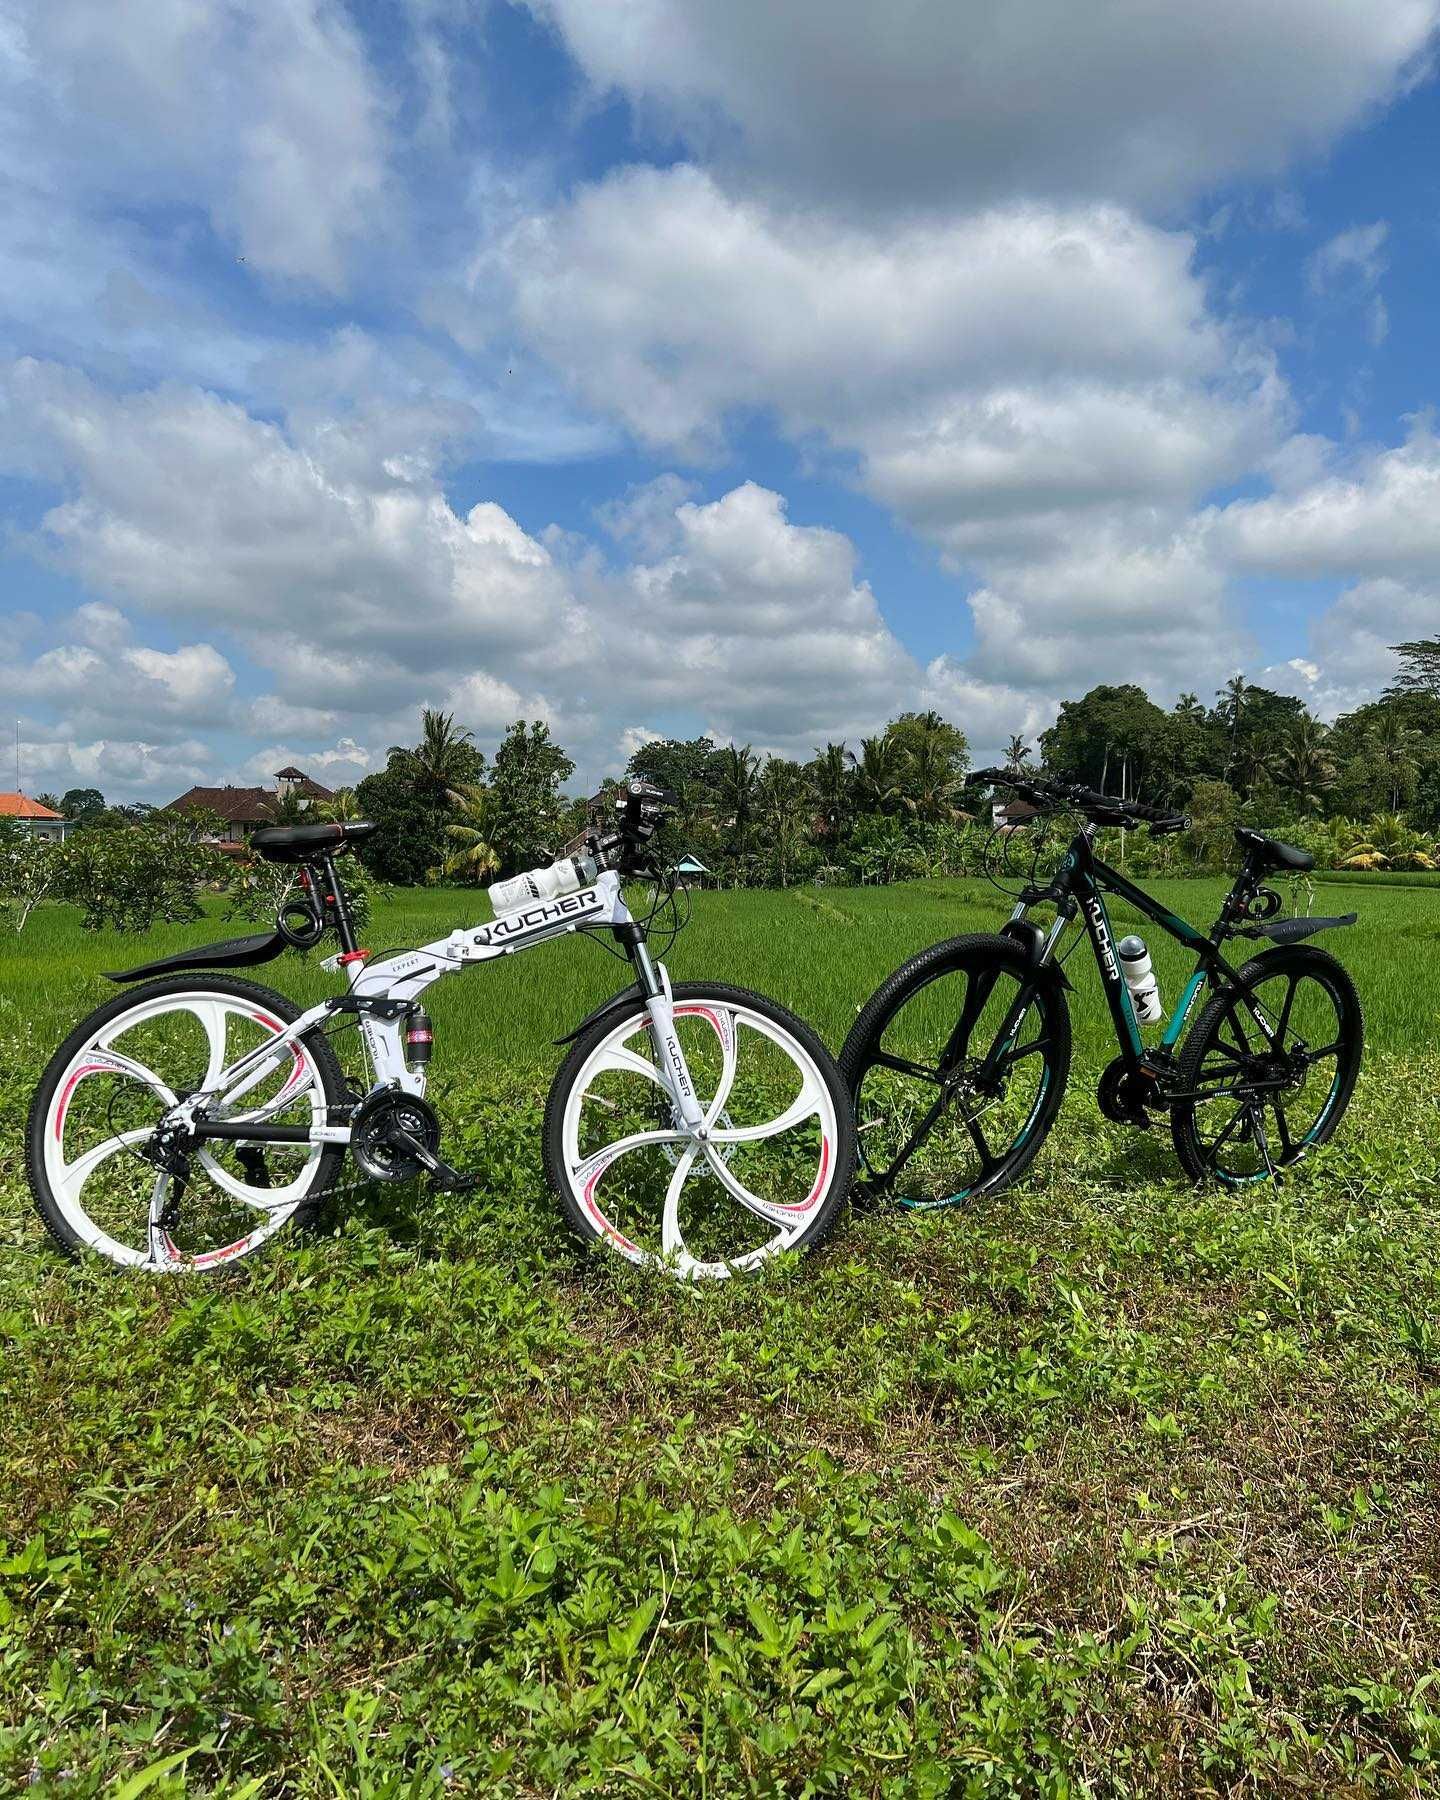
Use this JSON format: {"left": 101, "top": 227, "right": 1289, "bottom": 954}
{"left": 3, "top": 877, "right": 1440, "bottom": 1794}
{"left": 1, "top": 873, "right": 1432, "bottom": 1066}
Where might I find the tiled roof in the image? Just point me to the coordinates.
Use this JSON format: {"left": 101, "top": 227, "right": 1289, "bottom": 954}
{"left": 169, "top": 785, "right": 275, "bottom": 823}
{"left": 167, "top": 773, "right": 334, "bottom": 823}
{"left": 0, "top": 793, "right": 63, "bottom": 819}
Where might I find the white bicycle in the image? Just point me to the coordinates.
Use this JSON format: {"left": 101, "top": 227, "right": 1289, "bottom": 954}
{"left": 26, "top": 782, "right": 855, "bottom": 1280}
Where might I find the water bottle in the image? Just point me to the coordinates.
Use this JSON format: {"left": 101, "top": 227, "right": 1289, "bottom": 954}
{"left": 1117, "top": 936, "right": 1163, "bottom": 1027}
{"left": 488, "top": 854, "right": 599, "bottom": 917}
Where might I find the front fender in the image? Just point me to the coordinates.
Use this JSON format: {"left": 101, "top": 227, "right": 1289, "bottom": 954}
{"left": 554, "top": 983, "right": 643, "bottom": 1046}
{"left": 1000, "top": 919, "right": 1073, "bottom": 990}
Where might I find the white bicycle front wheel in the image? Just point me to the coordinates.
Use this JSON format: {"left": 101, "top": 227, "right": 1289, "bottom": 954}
{"left": 543, "top": 982, "right": 855, "bottom": 1279}
{"left": 27, "top": 974, "right": 347, "bottom": 1272}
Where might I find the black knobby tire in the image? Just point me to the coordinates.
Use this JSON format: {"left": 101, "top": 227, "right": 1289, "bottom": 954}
{"left": 839, "top": 934, "right": 1071, "bottom": 1208}
{"left": 543, "top": 982, "right": 856, "bottom": 1275}
{"left": 28, "top": 973, "right": 349, "bottom": 1265}
{"left": 1170, "top": 943, "right": 1363, "bottom": 1184}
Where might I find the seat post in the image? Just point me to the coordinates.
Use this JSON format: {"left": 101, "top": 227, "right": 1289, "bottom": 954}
{"left": 318, "top": 855, "right": 359, "bottom": 954}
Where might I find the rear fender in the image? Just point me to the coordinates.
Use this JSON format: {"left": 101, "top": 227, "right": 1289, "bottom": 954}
{"left": 105, "top": 930, "right": 289, "bottom": 983}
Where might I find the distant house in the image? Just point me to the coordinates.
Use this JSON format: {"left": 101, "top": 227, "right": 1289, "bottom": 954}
{"left": 0, "top": 794, "right": 69, "bottom": 843}
{"left": 672, "top": 853, "right": 713, "bottom": 889}
{"left": 165, "top": 767, "right": 334, "bottom": 851}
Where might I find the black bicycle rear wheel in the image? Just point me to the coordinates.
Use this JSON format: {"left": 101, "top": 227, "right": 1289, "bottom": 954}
{"left": 1170, "top": 944, "right": 1363, "bottom": 1184}
{"left": 839, "top": 935, "right": 1070, "bottom": 1209}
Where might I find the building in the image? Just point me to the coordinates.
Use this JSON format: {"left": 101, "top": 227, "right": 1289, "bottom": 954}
{"left": 165, "top": 768, "right": 334, "bottom": 850}
{"left": 671, "top": 854, "right": 714, "bottom": 889}
{"left": 0, "top": 794, "right": 70, "bottom": 842}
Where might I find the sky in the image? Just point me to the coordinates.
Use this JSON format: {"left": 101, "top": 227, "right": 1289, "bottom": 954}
{"left": 3, "top": 0, "right": 1440, "bottom": 803}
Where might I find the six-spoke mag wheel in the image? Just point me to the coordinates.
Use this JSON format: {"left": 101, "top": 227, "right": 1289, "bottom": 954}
{"left": 544, "top": 983, "right": 855, "bottom": 1278}
{"left": 26, "top": 975, "right": 347, "bottom": 1271}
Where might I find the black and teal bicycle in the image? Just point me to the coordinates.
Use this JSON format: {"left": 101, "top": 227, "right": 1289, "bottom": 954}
{"left": 841, "top": 768, "right": 1363, "bottom": 1203}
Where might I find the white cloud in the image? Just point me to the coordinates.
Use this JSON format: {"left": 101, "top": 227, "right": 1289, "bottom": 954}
{"left": 528, "top": 0, "right": 1436, "bottom": 210}
{"left": 507, "top": 166, "right": 1284, "bottom": 706}
{"left": 578, "top": 481, "right": 921, "bottom": 756}
{"left": 1306, "top": 221, "right": 1391, "bottom": 346}
{"left": 9, "top": 0, "right": 392, "bottom": 292}
{"left": 6, "top": 357, "right": 1067, "bottom": 780}
{"left": 1, "top": 627, "right": 237, "bottom": 740}
{"left": 2, "top": 359, "right": 581, "bottom": 706}
{"left": 1212, "top": 419, "right": 1440, "bottom": 580}
{"left": 14, "top": 729, "right": 214, "bottom": 801}
{"left": 507, "top": 168, "right": 1242, "bottom": 463}
{"left": 237, "top": 737, "right": 378, "bottom": 790}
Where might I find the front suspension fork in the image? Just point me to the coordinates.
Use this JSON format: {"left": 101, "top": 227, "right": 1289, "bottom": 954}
{"left": 630, "top": 939, "right": 707, "bottom": 1132}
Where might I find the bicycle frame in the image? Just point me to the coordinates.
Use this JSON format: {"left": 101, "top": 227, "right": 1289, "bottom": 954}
{"left": 166, "top": 869, "right": 707, "bottom": 1150}
{"left": 996, "top": 826, "right": 1273, "bottom": 1089}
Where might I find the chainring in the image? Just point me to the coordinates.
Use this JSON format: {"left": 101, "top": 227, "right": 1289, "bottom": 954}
{"left": 351, "top": 1090, "right": 442, "bottom": 1183}
{"left": 1096, "top": 1056, "right": 1166, "bottom": 1128}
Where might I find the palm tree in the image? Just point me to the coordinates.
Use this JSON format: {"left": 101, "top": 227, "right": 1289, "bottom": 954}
{"left": 392, "top": 708, "right": 476, "bottom": 805}
{"left": 715, "top": 744, "right": 761, "bottom": 850}
{"left": 902, "top": 723, "right": 964, "bottom": 822}
{"left": 1277, "top": 717, "right": 1335, "bottom": 815}
{"left": 317, "top": 787, "right": 362, "bottom": 822}
{"left": 811, "top": 741, "right": 851, "bottom": 844}
{"left": 759, "top": 759, "right": 810, "bottom": 886}
{"left": 1216, "top": 674, "right": 1249, "bottom": 772}
{"left": 1173, "top": 692, "right": 1206, "bottom": 724}
{"left": 1231, "top": 735, "right": 1278, "bottom": 798}
{"left": 1366, "top": 712, "right": 1422, "bottom": 812}
{"left": 443, "top": 784, "right": 501, "bottom": 884}
{"left": 1003, "top": 734, "right": 1031, "bottom": 771}
{"left": 848, "top": 732, "right": 905, "bottom": 814}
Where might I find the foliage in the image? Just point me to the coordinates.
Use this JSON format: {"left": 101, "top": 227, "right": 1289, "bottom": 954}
{"left": 353, "top": 760, "right": 454, "bottom": 887}
{"left": 53, "top": 810, "right": 230, "bottom": 932}
{"left": 224, "top": 850, "right": 380, "bottom": 942}
{"left": 443, "top": 785, "right": 501, "bottom": 885}
{"left": 58, "top": 787, "right": 105, "bottom": 824}
{"left": 0, "top": 823, "right": 63, "bottom": 932}
{"left": 488, "top": 720, "right": 574, "bottom": 875}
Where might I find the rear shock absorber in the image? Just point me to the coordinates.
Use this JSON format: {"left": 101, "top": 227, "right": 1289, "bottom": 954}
{"left": 404, "top": 1005, "right": 434, "bottom": 1069}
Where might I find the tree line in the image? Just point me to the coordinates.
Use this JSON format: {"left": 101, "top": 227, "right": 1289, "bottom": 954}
{"left": 345, "top": 636, "right": 1440, "bottom": 887}
{"left": 12, "top": 636, "right": 1440, "bottom": 908}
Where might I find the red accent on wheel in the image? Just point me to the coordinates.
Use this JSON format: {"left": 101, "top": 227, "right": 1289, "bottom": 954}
{"left": 54, "top": 1063, "right": 110, "bottom": 1140}
{"left": 581, "top": 1162, "right": 641, "bottom": 1256}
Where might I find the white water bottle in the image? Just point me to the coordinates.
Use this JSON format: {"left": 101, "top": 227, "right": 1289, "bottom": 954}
{"left": 1117, "top": 935, "right": 1163, "bottom": 1026}
{"left": 488, "top": 854, "right": 598, "bottom": 917}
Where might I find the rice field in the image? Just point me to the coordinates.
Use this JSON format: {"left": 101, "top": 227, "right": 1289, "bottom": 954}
{"left": 0, "top": 872, "right": 1429, "bottom": 1072}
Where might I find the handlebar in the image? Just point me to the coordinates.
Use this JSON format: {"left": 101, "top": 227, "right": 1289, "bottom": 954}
{"left": 589, "top": 778, "right": 678, "bottom": 877}
{"left": 970, "top": 767, "right": 1189, "bottom": 835}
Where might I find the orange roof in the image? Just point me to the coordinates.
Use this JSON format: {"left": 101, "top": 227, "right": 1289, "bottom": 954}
{"left": 0, "top": 793, "right": 63, "bottom": 819}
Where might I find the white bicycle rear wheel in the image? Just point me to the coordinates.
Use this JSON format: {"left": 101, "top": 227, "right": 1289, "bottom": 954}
{"left": 27, "top": 975, "right": 346, "bottom": 1271}
{"left": 543, "top": 982, "right": 854, "bottom": 1279}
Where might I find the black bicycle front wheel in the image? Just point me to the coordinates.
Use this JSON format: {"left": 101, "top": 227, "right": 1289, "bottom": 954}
{"left": 839, "top": 934, "right": 1071, "bottom": 1209}
{"left": 1170, "top": 944, "right": 1363, "bottom": 1184}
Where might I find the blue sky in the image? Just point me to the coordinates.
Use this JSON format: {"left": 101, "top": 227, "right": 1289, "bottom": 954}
{"left": 3, "top": 0, "right": 1439, "bottom": 801}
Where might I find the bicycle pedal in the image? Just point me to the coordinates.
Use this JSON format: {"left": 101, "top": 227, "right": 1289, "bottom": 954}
{"left": 426, "top": 1160, "right": 480, "bottom": 1194}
